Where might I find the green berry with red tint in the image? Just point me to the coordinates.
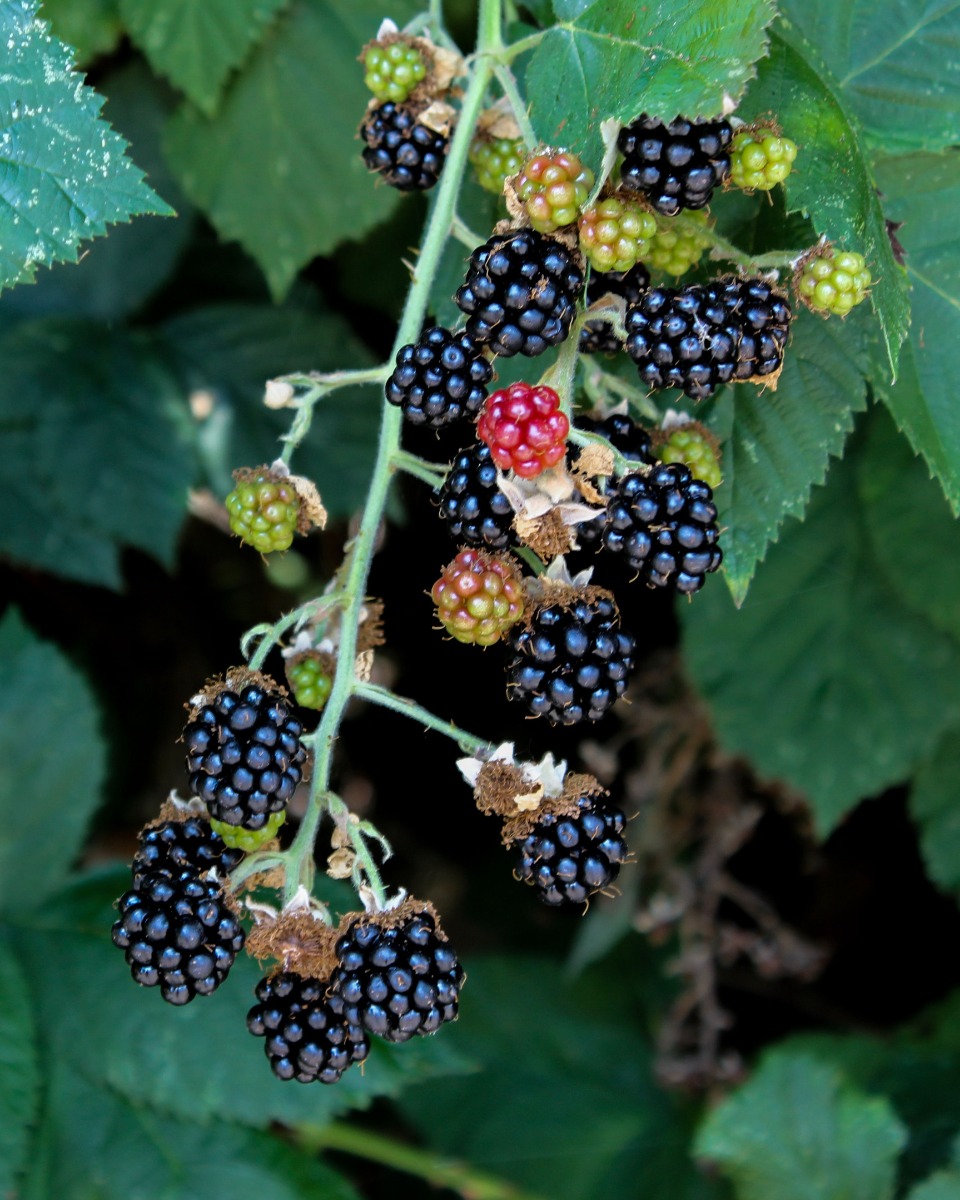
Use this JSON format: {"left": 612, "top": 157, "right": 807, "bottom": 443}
{"left": 287, "top": 655, "right": 333, "bottom": 711}
{"left": 730, "top": 129, "right": 797, "bottom": 191}
{"left": 210, "top": 810, "right": 287, "bottom": 852}
{"left": 798, "top": 249, "right": 872, "bottom": 316}
{"left": 469, "top": 133, "right": 526, "bottom": 195}
{"left": 226, "top": 471, "right": 300, "bottom": 553}
{"left": 578, "top": 195, "right": 658, "bottom": 273}
{"left": 513, "top": 150, "right": 595, "bottom": 234}
{"left": 644, "top": 210, "right": 711, "bottom": 277}
{"left": 431, "top": 549, "right": 525, "bottom": 646}
{"left": 362, "top": 41, "right": 427, "bottom": 104}
{"left": 477, "top": 383, "right": 570, "bottom": 479}
{"left": 659, "top": 423, "right": 722, "bottom": 491}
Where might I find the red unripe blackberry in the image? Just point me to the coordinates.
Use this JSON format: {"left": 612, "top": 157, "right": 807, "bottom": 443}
{"left": 515, "top": 795, "right": 628, "bottom": 907}
{"left": 513, "top": 149, "right": 594, "bottom": 233}
{"left": 247, "top": 972, "right": 369, "bottom": 1084}
{"left": 579, "top": 263, "right": 651, "bottom": 355}
{"left": 331, "top": 909, "right": 464, "bottom": 1043}
{"left": 132, "top": 817, "right": 243, "bottom": 888}
{"left": 602, "top": 463, "right": 722, "bottom": 593}
{"left": 619, "top": 114, "right": 732, "bottom": 216}
{"left": 431, "top": 548, "right": 525, "bottom": 646}
{"left": 385, "top": 326, "right": 492, "bottom": 427}
{"left": 360, "top": 101, "right": 448, "bottom": 191}
{"left": 477, "top": 383, "right": 570, "bottom": 479}
{"left": 111, "top": 871, "right": 245, "bottom": 1005}
{"left": 505, "top": 590, "right": 635, "bottom": 724}
{"left": 183, "top": 679, "right": 307, "bottom": 831}
{"left": 455, "top": 229, "right": 585, "bottom": 358}
{"left": 578, "top": 194, "right": 658, "bottom": 273}
{"left": 439, "top": 442, "right": 515, "bottom": 552}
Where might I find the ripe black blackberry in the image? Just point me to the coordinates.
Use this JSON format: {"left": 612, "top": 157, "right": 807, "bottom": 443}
{"left": 579, "top": 263, "right": 651, "bottom": 355}
{"left": 132, "top": 816, "right": 243, "bottom": 888}
{"left": 515, "top": 795, "right": 628, "bottom": 907}
{"left": 572, "top": 414, "right": 655, "bottom": 552}
{"left": 360, "top": 101, "right": 448, "bottom": 191}
{"left": 331, "top": 909, "right": 464, "bottom": 1043}
{"left": 111, "top": 871, "right": 245, "bottom": 1005}
{"left": 603, "top": 463, "right": 722, "bottom": 593}
{"left": 183, "top": 680, "right": 306, "bottom": 831}
{"left": 439, "top": 442, "right": 515, "bottom": 551}
{"left": 385, "top": 327, "right": 492, "bottom": 427}
{"left": 247, "top": 972, "right": 370, "bottom": 1084}
{"left": 505, "top": 590, "right": 635, "bottom": 724}
{"left": 618, "top": 114, "right": 732, "bottom": 216}
{"left": 719, "top": 277, "right": 792, "bottom": 380}
{"left": 455, "top": 229, "right": 584, "bottom": 357}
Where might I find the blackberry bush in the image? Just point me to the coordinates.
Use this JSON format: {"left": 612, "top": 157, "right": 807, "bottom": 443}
{"left": 439, "top": 442, "right": 515, "bottom": 551}
{"left": 619, "top": 114, "right": 732, "bottom": 216}
{"left": 431, "top": 548, "right": 525, "bottom": 646}
{"left": 385, "top": 326, "right": 492, "bottom": 427}
{"left": 514, "top": 795, "right": 628, "bottom": 907}
{"left": 360, "top": 101, "right": 448, "bottom": 191}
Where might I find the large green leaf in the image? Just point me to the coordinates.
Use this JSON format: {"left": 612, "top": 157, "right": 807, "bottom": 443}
{"left": 159, "top": 304, "right": 380, "bottom": 516}
{"left": 0, "top": 0, "right": 173, "bottom": 292}
{"left": 524, "top": 0, "right": 776, "bottom": 176}
{"left": 711, "top": 307, "right": 869, "bottom": 604}
{"left": 695, "top": 1050, "right": 907, "bottom": 1200}
{"left": 911, "top": 1175, "right": 960, "bottom": 1200}
{"left": 872, "top": 152, "right": 960, "bottom": 513}
{"left": 778, "top": 0, "right": 960, "bottom": 153}
{"left": 405, "top": 956, "right": 722, "bottom": 1200}
{"left": 683, "top": 440, "right": 960, "bottom": 834}
{"left": 0, "top": 318, "right": 195, "bottom": 588}
{"left": 0, "top": 941, "right": 39, "bottom": 1196}
{"left": 0, "top": 611, "right": 105, "bottom": 913}
{"left": 120, "top": 0, "right": 290, "bottom": 116}
{"left": 738, "top": 22, "right": 910, "bottom": 376}
{"left": 912, "top": 729, "right": 960, "bottom": 893}
{"left": 164, "top": 0, "right": 419, "bottom": 298}
{"left": 39, "top": 0, "right": 122, "bottom": 63}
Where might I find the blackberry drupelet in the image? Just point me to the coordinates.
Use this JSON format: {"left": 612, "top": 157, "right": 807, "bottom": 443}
{"left": 618, "top": 114, "right": 732, "bottom": 216}
{"left": 515, "top": 795, "right": 628, "bottom": 907}
{"left": 602, "top": 463, "right": 722, "bottom": 593}
{"left": 797, "top": 249, "right": 871, "bottom": 317}
{"left": 360, "top": 101, "right": 448, "bottom": 191}
{"left": 183, "top": 681, "right": 307, "bottom": 831}
{"left": 579, "top": 263, "right": 651, "bottom": 355}
{"left": 505, "top": 591, "right": 635, "bottom": 724}
{"left": 455, "top": 229, "right": 584, "bottom": 358}
{"left": 247, "top": 972, "right": 369, "bottom": 1084}
{"left": 332, "top": 910, "right": 464, "bottom": 1043}
{"left": 385, "top": 327, "right": 492, "bottom": 427}
{"left": 226, "top": 471, "right": 300, "bottom": 554}
{"left": 111, "top": 871, "right": 245, "bottom": 1005}
{"left": 439, "top": 442, "right": 515, "bottom": 551}
{"left": 132, "top": 817, "right": 243, "bottom": 888}
{"left": 659, "top": 422, "right": 722, "bottom": 490}
{"left": 578, "top": 194, "right": 658, "bottom": 274}
{"left": 572, "top": 413, "right": 656, "bottom": 550}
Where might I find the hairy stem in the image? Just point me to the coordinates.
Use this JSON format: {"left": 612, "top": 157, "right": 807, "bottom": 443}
{"left": 356, "top": 681, "right": 493, "bottom": 756}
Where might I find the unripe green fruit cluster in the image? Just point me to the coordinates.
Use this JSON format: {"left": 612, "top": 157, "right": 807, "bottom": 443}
{"left": 469, "top": 134, "right": 526, "bottom": 194}
{"left": 288, "top": 655, "right": 333, "bottom": 712}
{"left": 226, "top": 473, "right": 300, "bottom": 554}
{"left": 798, "top": 249, "right": 872, "bottom": 316}
{"left": 363, "top": 42, "right": 427, "bottom": 103}
{"left": 730, "top": 130, "right": 797, "bottom": 191}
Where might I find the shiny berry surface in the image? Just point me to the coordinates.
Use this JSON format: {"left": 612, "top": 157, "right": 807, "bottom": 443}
{"left": 730, "top": 130, "right": 797, "bottom": 191}
{"left": 385, "top": 326, "right": 492, "bottom": 427}
{"left": 618, "top": 114, "right": 732, "bottom": 216}
{"left": 226, "top": 473, "right": 299, "bottom": 554}
{"left": 431, "top": 549, "right": 525, "bottom": 646}
{"left": 798, "top": 249, "right": 872, "bottom": 316}
{"left": 514, "top": 149, "right": 594, "bottom": 233}
{"left": 516, "top": 796, "right": 628, "bottom": 907}
{"left": 439, "top": 442, "right": 515, "bottom": 551}
{"left": 477, "top": 383, "right": 569, "bottom": 479}
{"left": 360, "top": 101, "right": 447, "bottom": 191}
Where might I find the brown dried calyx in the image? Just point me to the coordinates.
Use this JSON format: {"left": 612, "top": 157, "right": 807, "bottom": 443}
{"left": 184, "top": 666, "right": 287, "bottom": 722}
{"left": 345, "top": 895, "right": 448, "bottom": 939}
{"left": 246, "top": 900, "right": 342, "bottom": 982}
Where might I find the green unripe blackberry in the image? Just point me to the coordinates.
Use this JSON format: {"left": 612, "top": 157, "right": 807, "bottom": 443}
{"left": 797, "top": 249, "right": 872, "bottom": 316}
{"left": 210, "top": 810, "right": 286, "bottom": 852}
{"left": 287, "top": 654, "right": 333, "bottom": 711}
{"left": 644, "top": 210, "right": 711, "bottom": 277}
{"left": 226, "top": 470, "right": 300, "bottom": 554}
{"left": 578, "top": 195, "right": 658, "bottom": 273}
{"left": 469, "top": 133, "right": 526, "bottom": 195}
{"left": 658, "top": 423, "right": 722, "bottom": 491}
{"left": 362, "top": 41, "right": 427, "bottom": 103}
{"left": 513, "top": 149, "right": 594, "bottom": 234}
{"left": 730, "top": 129, "right": 797, "bottom": 191}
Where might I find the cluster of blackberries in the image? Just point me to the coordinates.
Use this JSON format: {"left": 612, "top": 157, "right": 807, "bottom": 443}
{"left": 111, "top": 817, "right": 246, "bottom": 1005}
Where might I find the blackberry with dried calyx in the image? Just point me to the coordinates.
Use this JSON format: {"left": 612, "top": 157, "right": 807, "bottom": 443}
{"left": 132, "top": 815, "right": 243, "bottom": 888}
{"left": 571, "top": 413, "right": 656, "bottom": 551}
{"left": 514, "top": 794, "right": 628, "bottom": 908}
{"left": 439, "top": 442, "right": 515, "bottom": 551}
{"left": 385, "top": 326, "right": 492, "bottom": 427}
{"left": 579, "top": 263, "right": 650, "bottom": 355}
{"left": 455, "top": 228, "right": 584, "bottom": 358}
{"left": 618, "top": 114, "right": 732, "bottom": 216}
{"left": 360, "top": 100, "right": 448, "bottom": 191}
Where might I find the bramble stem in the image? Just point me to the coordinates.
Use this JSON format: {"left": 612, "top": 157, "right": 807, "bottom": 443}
{"left": 677, "top": 213, "right": 805, "bottom": 274}
{"left": 492, "top": 62, "right": 537, "bottom": 149}
{"left": 279, "top": 365, "right": 391, "bottom": 391}
{"left": 391, "top": 447, "right": 448, "bottom": 488}
{"left": 356, "top": 681, "right": 493, "bottom": 756}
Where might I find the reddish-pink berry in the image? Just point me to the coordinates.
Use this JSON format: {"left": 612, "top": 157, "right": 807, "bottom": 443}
{"left": 476, "top": 383, "right": 569, "bottom": 479}
{"left": 431, "top": 549, "right": 525, "bottom": 646}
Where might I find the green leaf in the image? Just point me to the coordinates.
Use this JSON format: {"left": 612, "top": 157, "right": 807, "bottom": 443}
{"left": 912, "top": 729, "right": 960, "bottom": 892}
{"left": 39, "top": 0, "right": 122, "bottom": 63}
{"left": 0, "top": 611, "right": 105, "bottom": 913}
{"left": 405, "top": 956, "right": 722, "bottom": 1200}
{"left": 683, "top": 439, "right": 960, "bottom": 834}
{"left": 911, "top": 1170, "right": 960, "bottom": 1200}
{"left": 738, "top": 22, "right": 910, "bottom": 376}
{"left": 872, "top": 152, "right": 960, "bottom": 513}
{"left": 524, "top": 0, "right": 776, "bottom": 176}
{"left": 0, "top": 0, "right": 173, "bottom": 292}
{"left": 695, "top": 1050, "right": 907, "bottom": 1200}
{"left": 164, "top": 0, "right": 420, "bottom": 298}
{"left": 159, "top": 304, "right": 379, "bottom": 516}
{"left": 0, "top": 318, "right": 196, "bottom": 588}
{"left": 711, "top": 307, "right": 869, "bottom": 604}
{"left": 777, "top": 0, "right": 960, "bottom": 153}
{"left": 0, "top": 941, "right": 39, "bottom": 1195}
{"left": 9, "top": 871, "right": 470, "bottom": 1129}
{"left": 120, "top": 0, "right": 290, "bottom": 116}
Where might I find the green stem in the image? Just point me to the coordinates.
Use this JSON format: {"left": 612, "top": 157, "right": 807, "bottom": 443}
{"left": 451, "top": 211, "right": 486, "bottom": 250}
{"left": 676, "top": 213, "right": 804, "bottom": 274}
{"left": 492, "top": 62, "right": 537, "bottom": 149}
{"left": 280, "top": 365, "right": 391, "bottom": 390}
{"left": 391, "top": 447, "right": 448, "bottom": 488}
{"left": 296, "top": 1122, "right": 546, "bottom": 1200}
{"left": 356, "top": 681, "right": 493, "bottom": 756}
{"left": 500, "top": 29, "right": 546, "bottom": 61}
{"left": 538, "top": 313, "right": 581, "bottom": 419}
